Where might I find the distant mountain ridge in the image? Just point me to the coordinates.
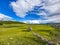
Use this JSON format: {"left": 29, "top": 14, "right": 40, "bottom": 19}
{"left": 0, "top": 21, "right": 25, "bottom": 24}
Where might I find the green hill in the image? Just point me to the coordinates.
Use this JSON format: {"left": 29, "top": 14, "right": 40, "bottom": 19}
{"left": 0, "top": 21, "right": 25, "bottom": 24}
{"left": 0, "top": 21, "right": 60, "bottom": 45}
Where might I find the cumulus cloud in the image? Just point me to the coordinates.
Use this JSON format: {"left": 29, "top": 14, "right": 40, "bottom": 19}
{"left": 10, "top": 0, "right": 60, "bottom": 23}
{"left": 23, "top": 20, "right": 41, "bottom": 24}
{"left": 45, "top": 15, "right": 60, "bottom": 23}
{"left": 43, "top": 0, "right": 60, "bottom": 23}
{"left": 44, "top": 0, "right": 60, "bottom": 16}
{"left": 0, "top": 13, "right": 13, "bottom": 21}
{"left": 24, "top": 15, "right": 60, "bottom": 24}
{"left": 10, "top": 0, "right": 41, "bottom": 18}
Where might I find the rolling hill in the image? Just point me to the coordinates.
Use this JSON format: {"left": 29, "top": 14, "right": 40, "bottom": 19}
{"left": 0, "top": 21, "right": 60, "bottom": 45}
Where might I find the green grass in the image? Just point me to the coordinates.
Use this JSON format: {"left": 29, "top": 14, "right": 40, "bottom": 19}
{"left": 0, "top": 24, "right": 60, "bottom": 45}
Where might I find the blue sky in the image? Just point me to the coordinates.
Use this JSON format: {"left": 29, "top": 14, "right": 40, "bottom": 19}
{"left": 0, "top": 0, "right": 60, "bottom": 23}
{"left": 0, "top": 0, "right": 23, "bottom": 21}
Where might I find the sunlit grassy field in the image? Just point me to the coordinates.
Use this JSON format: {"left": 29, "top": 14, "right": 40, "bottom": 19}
{"left": 0, "top": 23, "right": 60, "bottom": 45}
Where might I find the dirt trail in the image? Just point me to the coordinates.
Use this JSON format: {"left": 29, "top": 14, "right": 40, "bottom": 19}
{"left": 31, "top": 31, "right": 55, "bottom": 45}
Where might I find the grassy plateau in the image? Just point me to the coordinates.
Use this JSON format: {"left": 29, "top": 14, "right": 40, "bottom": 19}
{"left": 0, "top": 21, "right": 60, "bottom": 45}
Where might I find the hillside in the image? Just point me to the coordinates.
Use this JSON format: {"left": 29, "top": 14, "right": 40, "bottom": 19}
{"left": 0, "top": 21, "right": 25, "bottom": 24}
{"left": 0, "top": 21, "right": 60, "bottom": 45}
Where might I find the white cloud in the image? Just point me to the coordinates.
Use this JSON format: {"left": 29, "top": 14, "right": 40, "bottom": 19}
{"left": 10, "top": 0, "right": 60, "bottom": 23}
{"left": 43, "top": 0, "right": 60, "bottom": 23}
{"left": 38, "top": 0, "right": 60, "bottom": 23}
{"left": 45, "top": 15, "right": 60, "bottom": 23}
{"left": 23, "top": 15, "right": 60, "bottom": 24}
{"left": 44, "top": 1, "right": 60, "bottom": 16}
{"left": 0, "top": 13, "right": 13, "bottom": 21}
{"left": 10, "top": 0, "right": 41, "bottom": 18}
{"left": 23, "top": 20, "right": 41, "bottom": 24}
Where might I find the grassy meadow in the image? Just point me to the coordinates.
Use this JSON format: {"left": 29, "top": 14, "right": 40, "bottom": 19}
{"left": 0, "top": 22, "right": 60, "bottom": 45}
